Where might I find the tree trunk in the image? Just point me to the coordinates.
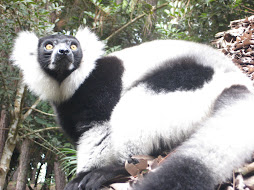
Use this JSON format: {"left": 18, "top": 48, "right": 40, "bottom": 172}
{"left": 0, "top": 108, "right": 8, "bottom": 161}
{"left": 0, "top": 80, "right": 26, "bottom": 190}
{"left": 15, "top": 138, "right": 31, "bottom": 190}
{"left": 54, "top": 160, "right": 66, "bottom": 190}
{"left": 0, "top": 75, "right": 40, "bottom": 190}
{"left": 12, "top": 166, "right": 19, "bottom": 182}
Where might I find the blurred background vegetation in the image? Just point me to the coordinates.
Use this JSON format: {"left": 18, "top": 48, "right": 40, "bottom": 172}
{"left": 0, "top": 0, "right": 254, "bottom": 189}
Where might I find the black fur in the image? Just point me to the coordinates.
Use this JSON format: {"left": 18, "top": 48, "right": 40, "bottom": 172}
{"left": 138, "top": 57, "right": 214, "bottom": 93}
{"left": 65, "top": 164, "right": 129, "bottom": 190}
{"left": 213, "top": 85, "right": 251, "bottom": 112}
{"left": 54, "top": 56, "right": 124, "bottom": 142}
{"left": 133, "top": 155, "right": 216, "bottom": 190}
{"left": 150, "top": 138, "right": 171, "bottom": 157}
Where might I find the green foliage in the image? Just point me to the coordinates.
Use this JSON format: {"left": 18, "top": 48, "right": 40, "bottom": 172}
{"left": 148, "top": 0, "right": 254, "bottom": 42}
{"left": 180, "top": 0, "right": 254, "bottom": 42}
{"left": 59, "top": 148, "right": 77, "bottom": 178}
{"left": 1, "top": 0, "right": 61, "bottom": 35}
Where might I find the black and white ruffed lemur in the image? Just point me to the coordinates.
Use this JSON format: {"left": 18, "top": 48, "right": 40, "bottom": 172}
{"left": 11, "top": 28, "right": 254, "bottom": 190}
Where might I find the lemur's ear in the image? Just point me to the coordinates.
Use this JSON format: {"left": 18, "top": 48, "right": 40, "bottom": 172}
{"left": 75, "top": 27, "right": 105, "bottom": 58}
{"left": 11, "top": 31, "right": 39, "bottom": 71}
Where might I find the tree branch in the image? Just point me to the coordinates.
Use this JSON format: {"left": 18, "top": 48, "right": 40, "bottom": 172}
{"left": 23, "top": 125, "right": 64, "bottom": 156}
{"left": 23, "top": 101, "right": 56, "bottom": 119}
{"left": 0, "top": 77, "right": 26, "bottom": 188}
{"left": 28, "top": 108, "right": 56, "bottom": 117}
{"left": 104, "top": 2, "right": 169, "bottom": 42}
{"left": 22, "top": 98, "right": 41, "bottom": 120}
{"left": 20, "top": 127, "right": 60, "bottom": 138}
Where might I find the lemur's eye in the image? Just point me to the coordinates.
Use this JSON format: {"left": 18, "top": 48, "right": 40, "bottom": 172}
{"left": 45, "top": 44, "right": 53, "bottom": 50}
{"left": 71, "top": 44, "right": 77, "bottom": 51}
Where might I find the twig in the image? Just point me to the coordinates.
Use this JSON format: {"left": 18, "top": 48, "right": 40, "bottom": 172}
{"left": 30, "top": 138, "right": 58, "bottom": 155}
{"left": 22, "top": 98, "right": 41, "bottom": 120}
{"left": 0, "top": 128, "right": 9, "bottom": 131}
{"left": 31, "top": 108, "right": 56, "bottom": 117}
{"left": 10, "top": 8, "right": 22, "bottom": 30}
{"left": 20, "top": 127, "right": 60, "bottom": 138}
{"left": 241, "top": 4, "right": 254, "bottom": 14}
{"left": 104, "top": 2, "right": 169, "bottom": 42}
{"left": 23, "top": 106, "right": 56, "bottom": 118}
{"left": 22, "top": 126, "right": 65, "bottom": 157}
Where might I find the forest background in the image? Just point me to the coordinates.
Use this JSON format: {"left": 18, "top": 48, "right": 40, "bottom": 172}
{"left": 0, "top": 0, "right": 254, "bottom": 189}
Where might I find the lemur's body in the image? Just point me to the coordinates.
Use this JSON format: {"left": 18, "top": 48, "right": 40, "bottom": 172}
{"left": 11, "top": 28, "right": 254, "bottom": 190}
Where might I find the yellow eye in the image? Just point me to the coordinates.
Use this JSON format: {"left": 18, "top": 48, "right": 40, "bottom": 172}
{"left": 71, "top": 44, "right": 77, "bottom": 51}
{"left": 45, "top": 44, "right": 53, "bottom": 50}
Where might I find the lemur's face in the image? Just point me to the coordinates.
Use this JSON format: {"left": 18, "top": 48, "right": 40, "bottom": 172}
{"left": 38, "top": 35, "right": 83, "bottom": 83}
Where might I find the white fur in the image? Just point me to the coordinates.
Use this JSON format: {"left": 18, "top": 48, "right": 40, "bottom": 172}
{"left": 77, "top": 39, "right": 254, "bottom": 176}
{"left": 77, "top": 123, "right": 112, "bottom": 173}
{"left": 110, "top": 40, "right": 241, "bottom": 92}
{"left": 11, "top": 28, "right": 105, "bottom": 102}
{"left": 107, "top": 40, "right": 253, "bottom": 161}
{"left": 179, "top": 94, "right": 254, "bottom": 183}
{"left": 109, "top": 72, "right": 254, "bottom": 160}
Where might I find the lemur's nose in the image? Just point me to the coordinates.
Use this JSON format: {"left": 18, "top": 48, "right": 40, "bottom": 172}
{"left": 58, "top": 49, "right": 70, "bottom": 55}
